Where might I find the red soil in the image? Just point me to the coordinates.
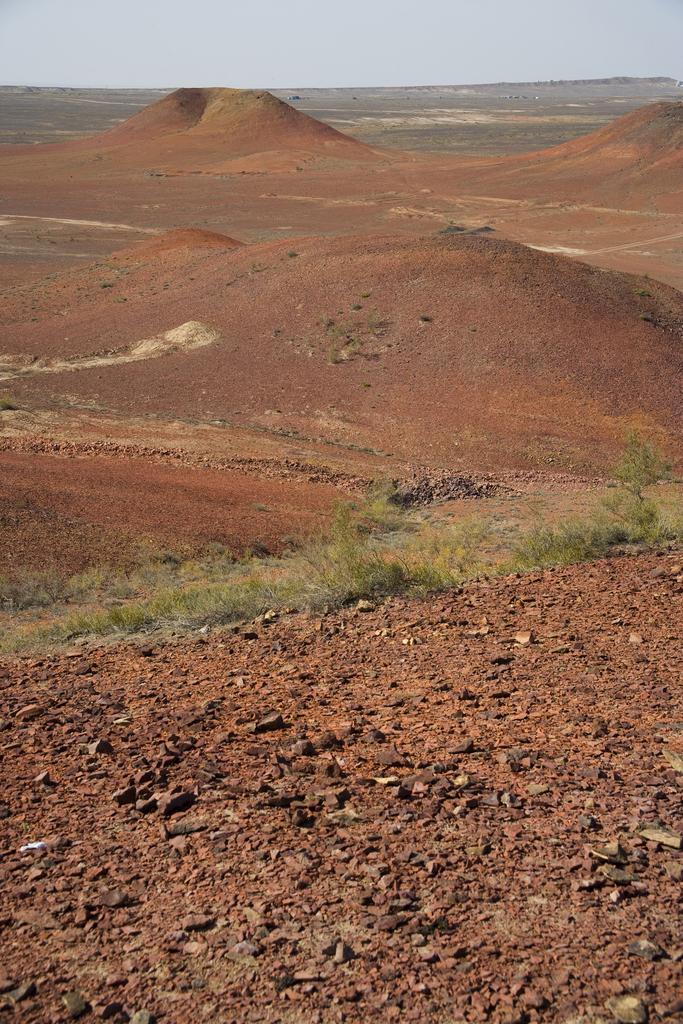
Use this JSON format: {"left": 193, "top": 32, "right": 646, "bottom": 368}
{"left": 127, "top": 228, "right": 244, "bottom": 256}
{"left": 1, "top": 98, "right": 681, "bottom": 297}
{"left": 0, "top": 440, "right": 355, "bottom": 575}
{"left": 1, "top": 554, "right": 682, "bottom": 1023}
{"left": 3, "top": 232, "right": 682, "bottom": 474}
{"left": 442, "top": 101, "right": 683, "bottom": 209}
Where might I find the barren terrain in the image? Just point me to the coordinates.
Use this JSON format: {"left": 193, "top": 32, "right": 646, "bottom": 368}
{"left": 1, "top": 79, "right": 682, "bottom": 1024}
{"left": 1, "top": 83, "right": 682, "bottom": 293}
{"left": 1, "top": 229, "right": 682, "bottom": 478}
{"left": 1, "top": 553, "right": 683, "bottom": 1024}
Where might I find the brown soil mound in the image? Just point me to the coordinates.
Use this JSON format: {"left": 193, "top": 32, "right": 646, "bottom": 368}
{"left": 0, "top": 87, "right": 391, "bottom": 174}
{"left": 548, "top": 100, "right": 683, "bottom": 163}
{"left": 446, "top": 101, "right": 683, "bottom": 208}
{"left": 1, "top": 553, "right": 682, "bottom": 1022}
{"left": 128, "top": 227, "right": 244, "bottom": 255}
{"left": 3, "top": 233, "right": 682, "bottom": 473}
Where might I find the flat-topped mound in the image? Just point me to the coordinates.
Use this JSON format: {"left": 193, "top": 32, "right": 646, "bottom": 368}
{"left": 3, "top": 232, "right": 682, "bottom": 472}
{"left": 0, "top": 87, "right": 392, "bottom": 174}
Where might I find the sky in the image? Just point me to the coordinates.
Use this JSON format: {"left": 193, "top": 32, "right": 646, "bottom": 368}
{"left": 0, "top": 0, "right": 681, "bottom": 89}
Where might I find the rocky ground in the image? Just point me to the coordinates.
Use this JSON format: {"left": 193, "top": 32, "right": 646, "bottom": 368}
{"left": 1, "top": 551, "right": 683, "bottom": 1024}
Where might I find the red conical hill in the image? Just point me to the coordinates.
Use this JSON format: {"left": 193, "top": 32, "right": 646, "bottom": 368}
{"left": 0, "top": 88, "right": 391, "bottom": 174}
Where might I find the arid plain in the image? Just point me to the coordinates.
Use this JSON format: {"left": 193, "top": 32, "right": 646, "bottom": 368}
{"left": 0, "top": 79, "right": 683, "bottom": 1024}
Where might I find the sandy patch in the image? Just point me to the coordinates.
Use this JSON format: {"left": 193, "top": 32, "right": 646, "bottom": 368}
{"left": 0, "top": 321, "right": 220, "bottom": 379}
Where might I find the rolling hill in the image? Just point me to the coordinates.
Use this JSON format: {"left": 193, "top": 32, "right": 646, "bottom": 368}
{"left": 2, "top": 229, "right": 682, "bottom": 473}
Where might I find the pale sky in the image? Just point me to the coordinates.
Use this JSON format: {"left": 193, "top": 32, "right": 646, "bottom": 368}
{"left": 0, "top": 0, "right": 681, "bottom": 89}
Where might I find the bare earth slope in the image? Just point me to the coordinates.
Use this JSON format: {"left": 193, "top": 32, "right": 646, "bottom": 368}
{"left": 1, "top": 97, "right": 682, "bottom": 293}
{"left": 440, "top": 101, "right": 683, "bottom": 212}
{"left": 2, "top": 231, "right": 682, "bottom": 472}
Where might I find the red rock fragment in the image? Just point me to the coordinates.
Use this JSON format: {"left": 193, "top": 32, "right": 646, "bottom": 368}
{"left": 104, "top": 974, "right": 127, "bottom": 987}
{"left": 181, "top": 914, "right": 214, "bottom": 931}
{"left": 98, "top": 888, "right": 128, "bottom": 908}
{"left": 375, "top": 914, "right": 406, "bottom": 931}
{"left": 112, "top": 786, "right": 136, "bottom": 806}
{"left": 92, "top": 1002, "right": 123, "bottom": 1019}
{"left": 377, "top": 745, "right": 407, "bottom": 766}
{"left": 333, "top": 941, "right": 356, "bottom": 964}
{"left": 88, "top": 738, "right": 114, "bottom": 754}
{"left": 15, "top": 704, "right": 43, "bottom": 721}
{"left": 256, "top": 711, "right": 284, "bottom": 733}
{"left": 292, "top": 739, "right": 315, "bottom": 756}
{"left": 230, "top": 940, "right": 260, "bottom": 957}
{"left": 157, "top": 790, "right": 195, "bottom": 816}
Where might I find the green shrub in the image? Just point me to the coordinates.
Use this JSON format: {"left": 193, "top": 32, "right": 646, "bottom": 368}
{"left": 612, "top": 429, "right": 671, "bottom": 500}
{"left": 342, "top": 338, "right": 361, "bottom": 358}
{"left": 0, "top": 396, "right": 18, "bottom": 410}
{"left": 2, "top": 428, "right": 680, "bottom": 653}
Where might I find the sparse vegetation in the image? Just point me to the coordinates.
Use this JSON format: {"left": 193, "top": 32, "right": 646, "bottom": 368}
{"left": 508, "top": 431, "right": 679, "bottom": 570}
{"left": 1, "top": 434, "right": 681, "bottom": 653}
{"left": 366, "top": 308, "right": 382, "bottom": 335}
{"left": 0, "top": 396, "right": 18, "bottom": 410}
{"left": 419, "top": 313, "right": 432, "bottom": 322}
{"left": 319, "top": 308, "right": 373, "bottom": 361}
{"left": 612, "top": 428, "right": 671, "bottom": 500}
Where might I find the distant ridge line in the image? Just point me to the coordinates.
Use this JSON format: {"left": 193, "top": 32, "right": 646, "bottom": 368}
{"left": 274, "top": 76, "right": 680, "bottom": 93}
{"left": 0, "top": 76, "right": 679, "bottom": 95}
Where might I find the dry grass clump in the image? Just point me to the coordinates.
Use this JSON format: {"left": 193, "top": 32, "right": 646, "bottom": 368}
{"left": 0, "top": 433, "right": 680, "bottom": 653}
{"left": 508, "top": 432, "right": 681, "bottom": 570}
